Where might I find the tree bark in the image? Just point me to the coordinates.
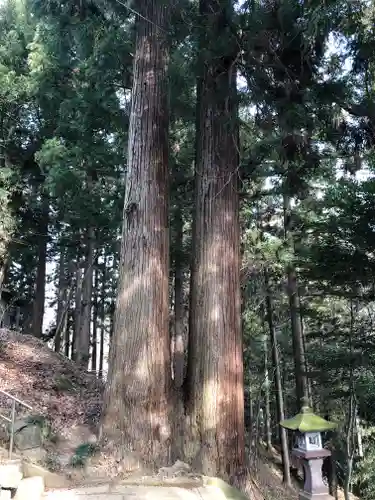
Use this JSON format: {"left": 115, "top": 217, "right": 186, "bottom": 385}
{"left": 32, "top": 194, "right": 49, "bottom": 338}
{"left": 263, "top": 328, "right": 272, "bottom": 450}
{"left": 265, "top": 271, "right": 291, "bottom": 486}
{"left": 77, "top": 225, "right": 94, "bottom": 367}
{"left": 172, "top": 207, "right": 185, "bottom": 388}
{"left": 72, "top": 264, "right": 82, "bottom": 361}
{"left": 64, "top": 310, "right": 72, "bottom": 358}
{"left": 185, "top": 0, "right": 244, "bottom": 479}
{"left": 0, "top": 258, "right": 7, "bottom": 294}
{"left": 0, "top": 133, "right": 13, "bottom": 291}
{"left": 54, "top": 247, "right": 68, "bottom": 352}
{"left": 99, "top": 257, "right": 106, "bottom": 379}
{"left": 92, "top": 264, "right": 98, "bottom": 373}
{"left": 283, "top": 191, "right": 308, "bottom": 407}
{"left": 101, "top": 0, "right": 171, "bottom": 470}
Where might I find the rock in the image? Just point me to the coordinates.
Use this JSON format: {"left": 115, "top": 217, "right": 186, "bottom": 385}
{"left": 0, "top": 461, "right": 23, "bottom": 488}
{"left": 158, "top": 460, "right": 191, "bottom": 478}
{"left": 19, "top": 447, "right": 46, "bottom": 464}
{"left": 66, "top": 425, "right": 97, "bottom": 448}
{"left": 12, "top": 418, "right": 42, "bottom": 451}
{"left": 14, "top": 476, "right": 44, "bottom": 500}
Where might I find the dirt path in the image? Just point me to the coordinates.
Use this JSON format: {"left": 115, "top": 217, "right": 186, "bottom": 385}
{"left": 43, "top": 483, "right": 226, "bottom": 500}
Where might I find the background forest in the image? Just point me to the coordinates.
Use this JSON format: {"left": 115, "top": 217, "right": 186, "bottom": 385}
{"left": 1, "top": 0, "right": 375, "bottom": 498}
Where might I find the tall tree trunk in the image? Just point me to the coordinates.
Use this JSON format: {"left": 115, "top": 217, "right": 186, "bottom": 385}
{"left": 77, "top": 225, "right": 94, "bottom": 368}
{"left": 0, "top": 133, "right": 13, "bottom": 291}
{"left": 265, "top": 271, "right": 291, "bottom": 486}
{"left": 283, "top": 191, "right": 308, "bottom": 407}
{"left": 64, "top": 310, "right": 72, "bottom": 358}
{"left": 32, "top": 195, "right": 49, "bottom": 338}
{"left": 263, "top": 328, "right": 272, "bottom": 450}
{"left": 172, "top": 207, "right": 185, "bottom": 388}
{"left": 99, "top": 257, "right": 106, "bottom": 379}
{"left": 91, "top": 264, "right": 98, "bottom": 374}
{"left": 101, "top": 0, "right": 171, "bottom": 469}
{"left": 300, "top": 301, "right": 313, "bottom": 403}
{"left": 72, "top": 264, "right": 82, "bottom": 361}
{"left": 0, "top": 258, "right": 7, "bottom": 294}
{"left": 185, "top": 0, "right": 244, "bottom": 479}
{"left": 54, "top": 248, "right": 68, "bottom": 352}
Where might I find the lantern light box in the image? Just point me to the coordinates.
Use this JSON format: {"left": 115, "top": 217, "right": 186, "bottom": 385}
{"left": 296, "top": 431, "right": 322, "bottom": 451}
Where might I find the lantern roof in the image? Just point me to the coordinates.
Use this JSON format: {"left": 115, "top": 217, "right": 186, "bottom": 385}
{"left": 280, "top": 398, "right": 337, "bottom": 433}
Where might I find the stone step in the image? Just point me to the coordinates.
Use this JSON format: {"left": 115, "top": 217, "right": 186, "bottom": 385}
{"left": 0, "top": 460, "right": 23, "bottom": 489}
{"left": 14, "top": 476, "right": 44, "bottom": 500}
{"left": 0, "top": 490, "right": 11, "bottom": 500}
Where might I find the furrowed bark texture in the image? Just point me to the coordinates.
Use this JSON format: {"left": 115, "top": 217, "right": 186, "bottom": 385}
{"left": 185, "top": 0, "right": 245, "bottom": 478}
{"left": 101, "top": 0, "right": 171, "bottom": 469}
{"left": 173, "top": 207, "right": 185, "bottom": 388}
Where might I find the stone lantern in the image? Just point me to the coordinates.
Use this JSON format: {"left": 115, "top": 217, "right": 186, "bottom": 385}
{"left": 280, "top": 398, "right": 336, "bottom": 500}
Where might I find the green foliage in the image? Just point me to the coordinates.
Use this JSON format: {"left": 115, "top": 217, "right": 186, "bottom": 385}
{"left": 70, "top": 442, "right": 99, "bottom": 468}
{"left": 25, "top": 414, "right": 58, "bottom": 443}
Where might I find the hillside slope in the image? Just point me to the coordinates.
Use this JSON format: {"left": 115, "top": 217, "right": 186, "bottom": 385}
{"left": 0, "top": 328, "right": 103, "bottom": 440}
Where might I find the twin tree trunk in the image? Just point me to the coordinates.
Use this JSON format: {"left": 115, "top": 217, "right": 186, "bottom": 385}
{"left": 101, "top": 0, "right": 244, "bottom": 475}
{"left": 101, "top": 0, "right": 171, "bottom": 468}
{"left": 185, "top": 0, "right": 245, "bottom": 478}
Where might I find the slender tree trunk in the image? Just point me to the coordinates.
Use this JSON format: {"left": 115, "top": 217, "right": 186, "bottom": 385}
{"left": 92, "top": 264, "right": 98, "bottom": 374}
{"left": 54, "top": 248, "right": 68, "bottom": 352}
{"left": 77, "top": 226, "right": 94, "bottom": 367}
{"left": 101, "top": 0, "right": 172, "bottom": 469}
{"left": 344, "top": 299, "right": 356, "bottom": 500}
{"left": 263, "top": 329, "right": 272, "bottom": 450}
{"left": 283, "top": 191, "right": 308, "bottom": 407}
{"left": 172, "top": 207, "right": 185, "bottom": 388}
{"left": 109, "top": 298, "right": 114, "bottom": 340}
{"left": 64, "top": 310, "right": 72, "bottom": 358}
{"left": 0, "top": 133, "right": 13, "bottom": 291}
{"left": 356, "top": 413, "right": 363, "bottom": 457}
{"left": 265, "top": 272, "right": 291, "bottom": 486}
{"left": 32, "top": 195, "right": 49, "bottom": 338}
{"left": 99, "top": 257, "right": 106, "bottom": 379}
{"left": 329, "top": 451, "right": 339, "bottom": 500}
{"left": 0, "top": 258, "right": 7, "bottom": 293}
{"left": 300, "top": 303, "right": 313, "bottom": 403}
{"left": 185, "top": 0, "right": 244, "bottom": 479}
{"left": 73, "top": 264, "right": 82, "bottom": 361}
{"left": 248, "top": 386, "right": 254, "bottom": 443}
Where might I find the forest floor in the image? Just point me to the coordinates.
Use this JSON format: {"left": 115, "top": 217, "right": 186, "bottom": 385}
{"left": 0, "top": 328, "right": 351, "bottom": 500}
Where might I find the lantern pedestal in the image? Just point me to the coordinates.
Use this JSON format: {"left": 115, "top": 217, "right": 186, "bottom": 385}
{"left": 293, "top": 449, "right": 334, "bottom": 500}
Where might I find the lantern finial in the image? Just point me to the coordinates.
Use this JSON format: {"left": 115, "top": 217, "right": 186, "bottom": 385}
{"left": 300, "top": 396, "right": 311, "bottom": 414}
